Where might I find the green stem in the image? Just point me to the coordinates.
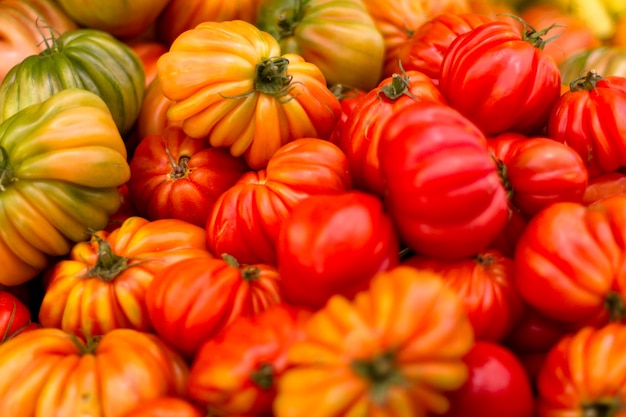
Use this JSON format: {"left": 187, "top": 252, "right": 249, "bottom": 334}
{"left": 581, "top": 398, "right": 624, "bottom": 417}
{"left": 377, "top": 61, "right": 418, "bottom": 101}
{"left": 164, "top": 145, "right": 190, "bottom": 180}
{"left": 605, "top": 291, "right": 625, "bottom": 322}
{"left": 80, "top": 235, "right": 131, "bottom": 281}
{"left": 250, "top": 363, "right": 274, "bottom": 390}
{"left": 570, "top": 70, "right": 602, "bottom": 92}
{"left": 351, "top": 350, "right": 407, "bottom": 405}
{"left": 276, "top": 0, "right": 309, "bottom": 40}
{"left": 0, "top": 147, "right": 13, "bottom": 192}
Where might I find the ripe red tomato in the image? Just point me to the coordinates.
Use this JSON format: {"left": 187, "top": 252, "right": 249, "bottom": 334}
{"left": 439, "top": 20, "right": 562, "bottom": 136}
{"left": 277, "top": 190, "right": 399, "bottom": 310}
{"left": 0, "top": 291, "right": 36, "bottom": 343}
{"left": 582, "top": 171, "right": 626, "bottom": 205}
{"left": 443, "top": 341, "right": 536, "bottom": 417}
{"left": 378, "top": 101, "right": 509, "bottom": 260}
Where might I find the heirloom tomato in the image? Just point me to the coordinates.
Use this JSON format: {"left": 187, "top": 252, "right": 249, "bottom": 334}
{"left": 439, "top": 20, "right": 562, "bottom": 136}
{"left": 582, "top": 171, "right": 626, "bottom": 205}
{"left": 274, "top": 266, "right": 474, "bottom": 417}
{"left": 135, "top": 77, "right": 182, "bottom": 140}
{"left": 146, "top": 254, "right": 283, "bottom": 358}
{"left": 0, "top": 291, "right": 36, "bottom": 343}
{"left": 187, "top": 304, "right": 311, "bottom": 416}
{"left": 0, "top": 28, "right": 145, "bottom": 136}
{"left": 442, "top": 342, "right": 535, "bottom": 417}
{"left": 157, "top": 20, "right": 341, "bottom": 169}
{"left": 547, "top": 71, "right": 626, "bottom": 176}
{"left": 488, "top": 132, "right": 589, "bottom": 216}
{"left": 336, "top": 69, "right": 445, "bottom": 196}
{"left": 389, "top": 12, "right": 493, "bottom": 81}
{"left": 403, "top": 249, "right": 525, "bottom": 343}
{"left": 0, "top": 328, "right": 189, "bottom": 417}
{"left": 537, "top": 323, "right": 626, "bottom": 417}
{"left": 378, "top": 101, "right": 508, "bottom": 261}
{"left": 257, "top": 0, "right": 385, "bottom": 91}
{"left": 123, "top": 397, "right": 204, "bottom": 417}
{"left": 207, "top": 138, "right": 352, "bottom": 266}
{"left": 38, "top": 216, "right": 210, "bottom": 338}
{"left": 0, "top": 89, "right": 130, "bottom": 287}
{"left": 128, "top": 126, "right": 249, "bottom": 228}
{"left": 362, "top": 0, "right": 470, "bottom": 77}
{"left": 277, "top": 190, "right": 399, "bottom": 310}
{"left": 514, "top": 195, "right": 626, "bottom": 328}
{"left": 0, "top": 0, "right": 77, "bottom": 83}
{"left": 55, "top": 0, "right": 170, "bottom": 38}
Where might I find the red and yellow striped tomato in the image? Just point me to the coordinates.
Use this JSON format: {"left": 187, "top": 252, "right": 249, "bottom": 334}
{"left": 157, "top": 19, "right": 341, "bottom": 169}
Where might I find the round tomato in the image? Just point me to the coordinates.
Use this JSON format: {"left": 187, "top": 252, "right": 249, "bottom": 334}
{"left": 277, "top": 190, "right": 400, "bottom": 310}
{"left": 439, "top": 20, "right": 562, "bottom": 136}
{"left": 378, "top": 101, "right": 508, "bottom": 260}
{"left": 128, "top": 126, "right": 249, "bottom": 228}
{"left": 0, "top": 291, "right": 36, "bottom": 343}
{"left": 442, "top": 341, "right": 535, "bottom": 417}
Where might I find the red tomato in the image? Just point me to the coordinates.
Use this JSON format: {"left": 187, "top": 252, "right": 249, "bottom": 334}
{"left": 277, "top": 190, "right": 399, "bottom": 310}
{"left": 547, "top": 71, "right": 626, "bottom": 176}
{"left": 582, "top": 171, "right": 626, "bottom": 205}
{"left": 378, "top": 101, "right": 509, "bottom": 260}
{"left": 105, "top": 184, "right": 140, "bottom": 233}
{"left": 443, "top": 341, "right": 535, "bottom": 417}
{"left": 328, "top": 84, "right": 367, "bottom": 146}
{"left": 439, "top": 20, "right": 562, "bottom": 136}
{"left": 487, "top": 204, "right": 529, "bottom": 258}
{"left": 128, "top": 126, "right": 249, "bottom": 228}
{"left": 0, "top": 291, "right": 35, "bottom": 343}
{"left": 504, "top": 307, "right": 570, "bottom": 355}
{"left": 488, "top": 132, "right": 589, "bottom": 216}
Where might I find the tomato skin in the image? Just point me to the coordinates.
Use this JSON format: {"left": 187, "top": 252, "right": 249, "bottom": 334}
{"left": 504, "top": 307, "right": 570, "bottom": 355}
{"left": 206, "top": 138, "right": 352, "bottom": 266}
{"left": 442, "top": 341, "right": 535, "bottom": 417}
{"left": 277, "top": 190, "right": 399, "bottom": 310}
{"left": 145, "top": 255, "right": 283, "bottom": 359}
{"left": 123, "top": 397, "right": 204, "bottom": 417}
{"left": 128, "top": 126, "right": 249, "bottom": 228}
{"left": 488, "top": 132, "right": 589, "bottom": 216}
{"left": 378, "top": 101, "right": 508, "bottom": 260}
{"left": 0, "top": 291, "right": 35, "bottom": 343}
{"left": 439, "top": 21, "right": 562, "bottom": 136}
{"left": 336, "top": 70, "right": 445, "bottom": 196}
{"left": 582, "top": 171, "right": 626, "bottom": 205}
{"left": 547, "top": 73, "right": 626, "bottom": 176}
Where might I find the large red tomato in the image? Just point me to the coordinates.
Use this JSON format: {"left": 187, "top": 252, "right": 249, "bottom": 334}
{"left": 582, "top": 171, "right": 626, "bottom": 205}
{"left": 0, "top": 291, "right": 37, "bottom": 343}
{"left": 439, "top": 20, "right": 562, "bottom": 136}
{"left": 128, "top": 126, "right": 249, "bottom": 228}
{"left": 277, "top": 190, "right": 399, "bottom": 310}
{"left": 443, "top": 341, "right": 535, "bottom": 417}
{"left": 378, "top": 101, "right": 509, "bottom": 260}
{"left": 206, "top": 138, "right": 352, "bottom": 266}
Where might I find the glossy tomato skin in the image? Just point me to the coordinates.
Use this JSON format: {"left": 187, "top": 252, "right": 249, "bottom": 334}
{"left": 128, "top": 126, "right": 249, "bottom": 228}
{"left": 0, "top": 291, "right": 35, "bottom": 343}
{"left": 488, "top": 132, "right": 589, "bottom": 216}
{"left": 547, "top": 73, "right": 626, "bottom": 175}
{"left": 378, "top": 101, "right": 509, "bottom": 261}
{"left": 443, "top": 341, "right": 535, "bottom": 417}
{"left": 123, "top": 397, "right": 204, "bottom": 417}
{"left": 582, "top": 171, "right": 626, "bottom": 205}
{"left": 439, "top": 21, "right": 562, "bottom": 136}
{"left": 277, "top": 190, "right": 400, "bottom": 310}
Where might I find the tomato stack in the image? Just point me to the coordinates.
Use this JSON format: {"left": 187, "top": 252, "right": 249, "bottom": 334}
{"left": 1, "top": 0, "right": 626, "bottom": 416}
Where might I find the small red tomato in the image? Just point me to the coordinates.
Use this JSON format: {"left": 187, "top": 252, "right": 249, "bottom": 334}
{"left": 443, "top": 341, "right": 536, "bottom": 417}
{"left": 277, "top": 190, "right": 399, "bottom": 310}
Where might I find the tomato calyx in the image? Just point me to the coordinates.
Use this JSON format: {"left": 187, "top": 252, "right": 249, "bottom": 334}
{"left": 250, "top": 362, "right": 274, "bottom": 390}
{"left": 377, "top": 62, "right": 418, "bottom": 102}
{"left": 35, "top": 18, "right": 62, "bottom": 55}
{"left": 222, "top": 57, "right": 299, "bottom": 102}
{"left": 503, "top": 14, "right": 562, "bottom": 49}
{"left": 69, "top": 332, "right": 103, "bottom": 355}
{"left": 81, "top": 235, "right": 132, "bottom": 281}
{"left": 164, "top": 144, "right": 190, "bottom": 180}
{"left": 351, "top": 350, "right": 407, "bottom": 405}
{"left": 222, "top": 253, "right": 262, "bottom": 281}
{"left": 581, "top": 397, "right": 624, "bottom": 417}
{"left": 0, "top": 147, "right": 14, "bottom": 192}
{"left": 493, "top": 155, "right": 514, "bottom": 201}
{"left": 276, "top": 0, "right": 309, "bottom": 40}
{"left": 604, "top": 291, "right": 626, "bottom": 322}
{"left": 569, "top": 70, "right": 602, "bottom": 92}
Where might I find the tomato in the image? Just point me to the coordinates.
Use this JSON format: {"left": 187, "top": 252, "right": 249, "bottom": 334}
{"left": 0, "top": 28, "right": 145, "bottom": 136}
{"left": 187, "top": 304, "right": 311, "bottom": 416}
{"left": 135, "top": 76, "right": 182, "bottom": 141}
{"left": 104, "top": 184, "right": 140, "bottom": 234}
{"left": 537, "top": 323, "right": 626, "bottom": 417}
{"left": 0, "top": 89, "right": 130, "bottom": 286}
{"left": 403, "top": 249, "right": 525, "bottom": 343}
{"left": 488, "top": 132, "right": 589, "bottom": 216}
{"left": 547, "top": 71, "right": 626, "bottom": 176}
{"left": 0, "top": 327, "right": 189, "bottom": 416}
{"left": 582, "top": 171, "right": 626, "bottom": 205}
{"left": 274, "top": 266, "right": 474, "bottom": 417}
{"left": 0, "top": 291, "right": 36, "bottom": 343}
{"left": 55, "top": 0, "right": 170, "bottom": 39}
{"left": 146, "top": 254, "right": 283, "bottom": 359}
{"left": 328, "top": 84, "right": 367, "bottom": 146}
{"left": 504, "top": 307, "right": 570, "bottom": 355}
{"left": 126, "top": 39, "right": 168, "bottom": 88}
{"left": 206, "top": 138, "right": 352, "bottom": 266}
{"left": 514, "top": 195, "right": 626, "bottom": 328}
{"left": 389, "top": 12, "right": 494, "bottom": 81}
{"left": 128, "top": 126, "right": 249, "bottom": 228}
{"left": 439, "top": 20, "right": 562, "bottom": 136}
{"left": 378, "top": 101, "right": 509, "bottom": 261}
{"left": 442, "top": 341, "right": 535, "bottom": 417}
{"left": 0, "top": 0, "right": 78, "bottom": 83}
{"left": 277, "top": 190, "right": 399, "bottom": 310}
{"left": 123, "top": 397, "right": 204, "bottom": 417}
{"left": 487, "top": 204, "right": 529, "bottom": 258}
{"left": 257, "top": 0, "right": 385, "bottom": 91}
{"left": 38, "top": 216, "right": 211, "bottom": 338}
{"left": 336, "top": 69, "right": 445, "bottom": 196}
{"left": 156, "top": 20, "right": 341, "bottom": 169}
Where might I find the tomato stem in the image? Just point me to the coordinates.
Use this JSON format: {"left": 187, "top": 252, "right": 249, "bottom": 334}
{"left": 250, "top": 363, "right": 274, "bottom": 390}
{"left": 163, "top": 144, "right": 190, "bottom": 180}
{"left": 581, "top": 398, "right": 624, "bottom": 417}
{"left": 35, "top": 17, "right": 61, "bottom": 54}
{"left": 351, "top": 350, "right": 407, "bottom": 405}
{"left": 220, "top": 57, "right": 299, "bottom": 102}
{"left": 0, "top": 147, "right": 14, "bottom": 192}
{"left": 69, "top": 332, "right": 103, "bottom": 355}
{"left": 81, "top": 235, "right": 132, "bottom": 281}
{"left": 221, "top": 253, "right": 261, "bottom": 281}
{"left": 569, "top": 70, "right": 602, "bottom": 92}
{"left": 276, "top": 0, "right": 309, "bottom": 40}
{"left": 605, "top": 291, "right": 625, "bottom": 322}
{"left": 377, "top": 61, "right": 419, "bottom": 101}
{"left": 500, "top": 14, "right": 563, "bottom": 49}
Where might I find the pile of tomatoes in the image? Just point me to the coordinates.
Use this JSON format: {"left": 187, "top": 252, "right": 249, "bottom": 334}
{"left": 1, "top": 0, "right": 626, "bottom": 415}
